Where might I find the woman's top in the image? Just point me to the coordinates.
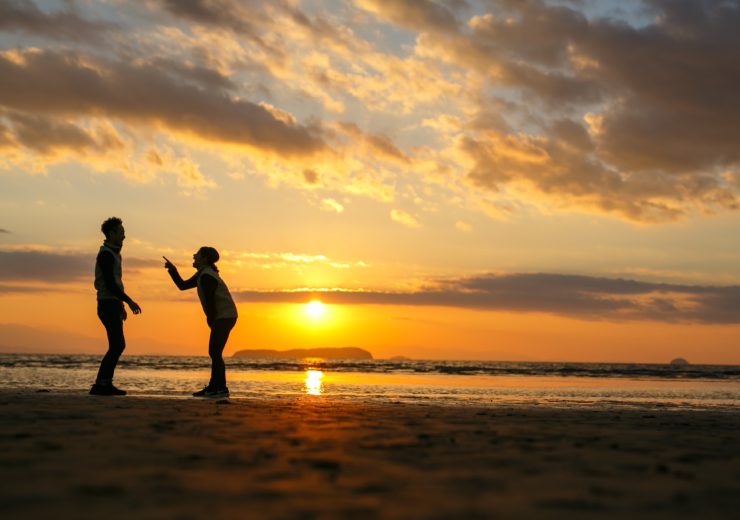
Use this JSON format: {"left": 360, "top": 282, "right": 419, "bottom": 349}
{"left": 196, "top": 266, "right": 238, "bottom": 321}
{"left": 167, "top": 265, "right": 238, "bottom": 322}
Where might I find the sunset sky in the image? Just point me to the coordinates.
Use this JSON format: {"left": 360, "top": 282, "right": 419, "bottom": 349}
{"left": 1, "top": 0, "right": 739, "bottom": 363}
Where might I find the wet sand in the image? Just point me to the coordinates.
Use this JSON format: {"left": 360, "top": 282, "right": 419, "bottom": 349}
{"left": 0, "top": 391, "right": 738, "bottom": 519}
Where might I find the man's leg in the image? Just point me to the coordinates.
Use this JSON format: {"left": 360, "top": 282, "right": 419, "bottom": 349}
{"left": 95, "top": 300, "right": 126, "bottom": 385}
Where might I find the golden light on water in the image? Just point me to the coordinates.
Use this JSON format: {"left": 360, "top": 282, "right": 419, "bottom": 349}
{"left": 305, "top": 300, "right": 325, "bottom": 320}
{"left": 304, "top": 369, "right": 324, "bottom": 395}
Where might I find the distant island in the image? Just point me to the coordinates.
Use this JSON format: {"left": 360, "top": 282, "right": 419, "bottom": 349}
{"left": 232, "top": 347, "right": 373, "bottom": 360}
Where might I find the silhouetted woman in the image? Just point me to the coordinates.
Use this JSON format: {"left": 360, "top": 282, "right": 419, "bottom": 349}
{"left": 164, "top": 247, "right": 237, "bottom": 398}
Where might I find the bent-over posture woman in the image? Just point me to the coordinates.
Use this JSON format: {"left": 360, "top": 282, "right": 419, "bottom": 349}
{"left": 164, "top": 247, "right": 237, "bottom": 398}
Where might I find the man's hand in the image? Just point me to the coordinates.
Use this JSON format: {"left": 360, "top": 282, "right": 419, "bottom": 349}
{"left": 163, "top": 256, "right": 175, "bottom": 270}
{"left": 129, "top": 300, "right": 142, "bottom": 315}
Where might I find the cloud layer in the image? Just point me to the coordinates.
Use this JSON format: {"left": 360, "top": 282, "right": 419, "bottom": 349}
{"left": 234, "top": 272, "right": 740, "bottom": 324}
{"left": 0, "top": 250, "right": 91, "bottom": 282}
{"left": 2, "top": 248, "right": 737, "bottom": 324}
{"left": 383, "top": 0, "right": 740, "bottom": 221}
{"left": 0, "top": 250, "right": 159, "bottom": 284}
{"left": 1, "top": 1, "right": 739, "bottom": 222}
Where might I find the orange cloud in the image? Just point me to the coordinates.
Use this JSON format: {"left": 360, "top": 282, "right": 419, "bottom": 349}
{"left": 390, "top": 209, "right": 421, "bottom": 228}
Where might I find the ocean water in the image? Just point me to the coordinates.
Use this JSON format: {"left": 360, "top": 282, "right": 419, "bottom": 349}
{"left": 1, "top": 354, "right": 738, "bottom": 410}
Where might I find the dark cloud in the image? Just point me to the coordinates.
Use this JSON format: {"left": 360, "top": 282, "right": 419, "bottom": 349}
{"left": 0, "top": 250, "right": 91, "bottom": 282}
{"left": 358, "top": 0, "right": 461, "bottom": 34}
{"left": 370, "top": 0, "right": 740, "bottom": 221}
{"left": 287, "top": 6, "right": 356, "bottom": 48}
{"left": 462, "top": 126, "right": 736, "bottom": 222}
{"left": 580, "top": 2, "right": 740, "bottom": 174}
{"left": 302, "top": 169, "right": 319, "bottom": 185}
{"left": 0, "top": 284, "right": 47, "bottom": 294}
{"left": 0, "top": 250, "right": 160, "bottom": 283}
{"left": 0, "top": 49, "right": 325, "bottom": 157}
{"left": 233, "top": 273, "right": 740, "bottom": 324}
{"left": 470, "top": 0, "right": 588, "bottom": 66}
{"left": 159, "top": 0, "right": 359, "bottom": 61}
{"left": 0, "top": 118, "right": 11, "bottom": 147}
{"left": 337, "top": 122, "right": 409, "bottom": 163}
{"left": 0, "top": 0, "right": 116, "bottom": 42}
{"left": 160, "top": 0, "right": 261, "bottom": 34}
{"left": 157, "top": 0, "right": 300, "bottom": 61}
{"left": 146, "top": 58, "right": 236, "bottom": 92}
{"left": 0, "top": 228, "right": 9, "bottom": 233}
{"left": 501, "top": 62, "right": 602, "bottom": 106}
{"left": 2, "top": 110, "right": 124, "bottom": 155}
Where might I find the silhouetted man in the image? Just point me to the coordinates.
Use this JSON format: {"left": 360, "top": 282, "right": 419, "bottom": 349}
{"left": 90, "top": 217, "right": 141, "bottom": 396}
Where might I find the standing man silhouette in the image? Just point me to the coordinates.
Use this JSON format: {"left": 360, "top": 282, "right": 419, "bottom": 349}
{"left": 90, "top": 217, "right": 141, "bottom": 396}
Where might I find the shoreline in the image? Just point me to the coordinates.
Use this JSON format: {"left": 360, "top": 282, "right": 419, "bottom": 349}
{"left": 1, "top": 391, "right": 739, "bottom": 519}
{"left": 4, "top": 386, "right": 739, "bottom": 413}
{"left": 1, "top": 365, "right": 738, "bottom": 412}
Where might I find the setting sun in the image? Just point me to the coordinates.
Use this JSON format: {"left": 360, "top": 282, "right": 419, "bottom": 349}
{"left": 305, "top": 300, "right": 325, "bottom": 320}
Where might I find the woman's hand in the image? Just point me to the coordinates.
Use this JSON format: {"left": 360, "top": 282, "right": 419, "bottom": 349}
{"left": 163, "top": 256, "right": 175, "bottom": 270}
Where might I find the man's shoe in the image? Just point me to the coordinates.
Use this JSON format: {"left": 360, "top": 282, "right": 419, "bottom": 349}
{"left": 89, "top": 384, "right": 127, "bottom": 396}
{"left": 193, "top": 386, "right": 229, "bottom": 398}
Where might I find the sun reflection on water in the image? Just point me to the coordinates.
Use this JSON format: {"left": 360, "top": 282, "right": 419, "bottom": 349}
{"left": 304, "top": 369, "right": 324, "bottom": 395}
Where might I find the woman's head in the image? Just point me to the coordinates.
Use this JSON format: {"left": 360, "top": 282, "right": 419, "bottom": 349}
{"left": 193, "top": 246, "right": 220, "bottom": 271}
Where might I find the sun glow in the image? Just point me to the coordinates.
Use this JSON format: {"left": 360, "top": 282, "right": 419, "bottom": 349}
{"left": 305, "top": 300, "right": 325, "bottom": 319}
{"left": 304, "top": 370, "right": 323, "bottom": 395}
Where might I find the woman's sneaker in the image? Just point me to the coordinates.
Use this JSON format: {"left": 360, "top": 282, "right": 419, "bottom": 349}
{"left": 192, "top": 386, "right": 229, "bottom": 398}
{"left": 89, "top": 383, "right": 127, "bottom": 396}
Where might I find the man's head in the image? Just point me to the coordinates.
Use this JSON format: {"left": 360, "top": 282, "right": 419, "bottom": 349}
{"left": 101, "top": 217, "right": 125, "bottom": 247}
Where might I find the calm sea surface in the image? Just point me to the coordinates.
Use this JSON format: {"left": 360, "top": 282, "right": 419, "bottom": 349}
{"left": 1, "top": 354, "right": 738, "bottom": 410}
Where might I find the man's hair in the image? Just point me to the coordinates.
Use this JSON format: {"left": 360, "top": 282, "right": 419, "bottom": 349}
{"left": 198, "top": 246, "right": 220, "bottom": 271}
{"left": 101, "top": 217, "right": 122, "bottom": 238}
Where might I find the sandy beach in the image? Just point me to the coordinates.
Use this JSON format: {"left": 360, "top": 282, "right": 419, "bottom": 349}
{"left": 0, "top": 392, "right": 738, "bottom": 519}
